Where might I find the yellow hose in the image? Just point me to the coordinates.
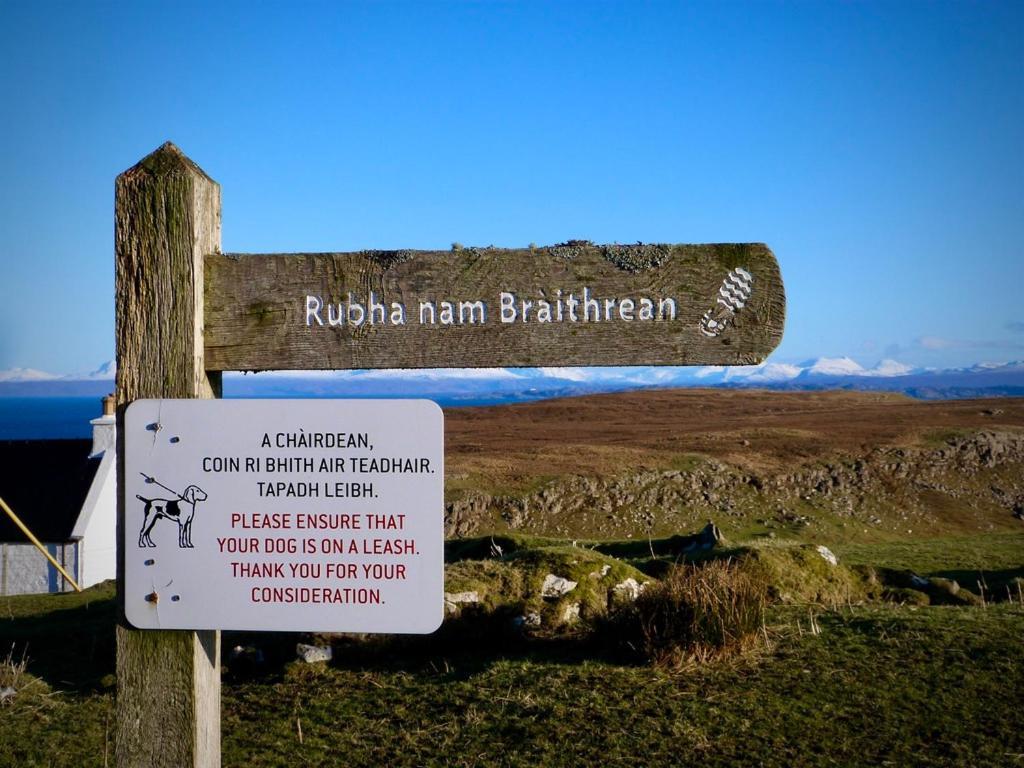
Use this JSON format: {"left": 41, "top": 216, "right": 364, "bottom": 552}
{"left": 0, "top": 495, "right": 83, "bottom": 593}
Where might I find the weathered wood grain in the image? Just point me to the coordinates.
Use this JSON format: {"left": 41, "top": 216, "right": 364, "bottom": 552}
{"left": 115, "top": 142, "right": 221, "bottom": 768}
{"left": 204, "top": 243, "right": 784, "bottom": 371}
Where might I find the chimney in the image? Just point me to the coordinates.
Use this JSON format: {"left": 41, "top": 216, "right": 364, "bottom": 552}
{"left": 90, "top": 394, "right": 116, "bottom": 457}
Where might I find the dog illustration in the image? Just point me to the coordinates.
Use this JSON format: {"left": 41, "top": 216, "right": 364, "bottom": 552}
{"left": 137, "top": 485, "right": 208, "bottom": 548}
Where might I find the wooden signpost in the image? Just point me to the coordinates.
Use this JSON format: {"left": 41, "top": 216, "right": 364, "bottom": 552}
{"left": 205, "top": 243, "right": 783, "bottom": 370}
{"left": 114, "top": 142, "right": 785, "bottom": 767}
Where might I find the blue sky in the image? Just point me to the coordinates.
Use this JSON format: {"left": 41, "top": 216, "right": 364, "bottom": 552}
{"left": 1, "top": 0, "right": 1022, "bottom": 375}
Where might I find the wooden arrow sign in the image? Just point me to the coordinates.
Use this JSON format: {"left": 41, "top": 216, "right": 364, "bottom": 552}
{"left": 204, "top": 242, "right": 784, "bottom": 371}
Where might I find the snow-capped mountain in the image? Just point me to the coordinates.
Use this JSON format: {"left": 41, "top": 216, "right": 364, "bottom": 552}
{"left": 1, "top": 358, "right": 1022, "bottom": 402}
{"left": 804, "top": 356, "right": 866, "bottom": 376}
{"left": 0, "top": 362, "right": 118, "bottom": 397}
{"left": 0, "top": 361, "right": 116, "bottom": 383}
{"left": 0, "top": 368, "right": 59, "bottom": 382}
{"left": 80, "top": 360, "right": 116, "bottom": 379}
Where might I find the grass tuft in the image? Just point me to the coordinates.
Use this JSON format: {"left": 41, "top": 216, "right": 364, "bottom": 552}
{"left": 0, "top": 645, "right": 29, "bottom": 696}
{"left": 604, "top": 559, "right": 768, "bottom": 667}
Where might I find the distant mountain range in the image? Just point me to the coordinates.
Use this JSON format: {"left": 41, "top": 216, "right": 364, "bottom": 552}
{"left": 2, "top": 357, "right": 1022, "bottom": 405}
{"left": 0, "top": 361, "right": 115, "bottom": 384}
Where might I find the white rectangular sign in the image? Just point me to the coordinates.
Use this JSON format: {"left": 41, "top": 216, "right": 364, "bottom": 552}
{"left": 124, "top": 399, "right": 444, "bottom": 633}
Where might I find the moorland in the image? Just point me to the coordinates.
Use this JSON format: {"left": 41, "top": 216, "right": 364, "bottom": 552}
{"left": 2, "top": 389, "right": 1023, "bottom": 767}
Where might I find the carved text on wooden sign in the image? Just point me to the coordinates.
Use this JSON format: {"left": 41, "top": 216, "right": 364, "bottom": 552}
{"left": 204, "top": 242, "right": 785, "bottom": 371}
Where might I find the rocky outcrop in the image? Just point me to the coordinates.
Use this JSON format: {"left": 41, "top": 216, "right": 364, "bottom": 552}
{"left": 295, "top": 643, "right": 332, "bottom": 663}
{"left": 444, "top": 431, "right": 1024, "bottom": 537}
{"left": 611, "top": 578, "right": 647, "bottom": 604}
{"left": 541, "top": 574, "right": 577, "bottom": 599}
{"left": 444, "top": 591, "right": 481, "bottom": 614}
{"left": 815, "top": 546, "right": 838, "bottom": 566}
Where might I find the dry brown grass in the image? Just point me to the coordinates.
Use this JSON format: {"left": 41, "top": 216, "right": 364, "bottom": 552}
{"left": 444, "top": 389, "right": 1024, "bottom": 489}
{"left": 607, "top": 559, "right": 769, "bottom": 667}
{"left": 0, "top": 645, "right": 29, "bottom": 693}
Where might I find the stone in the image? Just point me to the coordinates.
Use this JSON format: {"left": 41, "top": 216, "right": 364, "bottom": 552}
{"left": 681, "top": 521, "right": 723, "bottom": 552}
{"left": 926, "top": 577, "right": 983, "bottom": 606}
{"left": 445, "top": 591, "right": 480, "bottom": 604}
{"left": 0, "top": 686, "right": 15, "bottom": 703}
{"left": 562, "top": 603, "right": 581, "bottom": 623}
{"left": 589, "top": 564, "right": 612, "bottom": 579}
{"left": 910, "top": 573, "right": 931, "bottom": 589}
{"left": 815, "top": 545, "right": 838, "bottom": 566}
{"left": 444, "top": 591, "right": 480, "bottom": 615}
{"left": 611, "top": 577, "right": 647, "bottom": 603}
{"left": 295, "top": 643, "right": 333, "bottom": 663}
{"left": 512, "top": 612, "right": 542, "bottom": 630}
{"left": 542, "top": 574, "right": 578, "bottom": 598}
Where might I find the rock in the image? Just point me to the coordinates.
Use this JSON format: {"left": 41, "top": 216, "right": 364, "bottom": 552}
{"left": 815, "top": 545, "right": 838, "bottom": 566}
{"left": 562, "top": 603, "right": 581, "bottom": 623}
{"left": 512, "top": 612, "right": 542, "bottom": 630}
{"left": 444, "top": 492, "right": 491, "bottom": 537}
{"left": 542, "top": 574, "right": 577, "bottom": 598}
{"left": 909, "top": 573, "right": 931, "bottom": 589}
{"left": 0, "top": 686, "right": 15, "bottom": 703}
{"left": 682, "top": 521, "right": 722, "bottom": 552}
{"left": 443, "top": 590, "right": 480, "bottom": 615}
{"left": 445, "top": 591, "right": 480, "bottom": 604}
{"left": 926, "top": 578, "right": 983, "bottom": 606}
{"left": 296, "top": 643, "right": 333, "bottom": 663}
{"left": 611, "top": 577, "right": 647, "bottom": 603}
{"left": 441, "top": 429, "right": 1024, "bottom": 540}
{"left": 589, "top": 564, "right": 612, "bottom": 580}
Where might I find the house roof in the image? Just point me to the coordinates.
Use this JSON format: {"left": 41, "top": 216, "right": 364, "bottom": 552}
{"left": 0, "top": 439, "right": 99, "bottom": 543}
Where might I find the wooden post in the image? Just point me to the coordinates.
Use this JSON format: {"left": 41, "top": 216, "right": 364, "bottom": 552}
{"left": 115, "top": 142, "right": 221, "bottom": 767}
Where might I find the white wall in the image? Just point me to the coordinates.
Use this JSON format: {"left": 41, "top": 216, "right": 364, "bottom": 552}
{"left": 73, "top": 446, "right": 116, "bottom": 588}
{"left": 2, "top": 413, "right": 116, "bottom": 595}
{"left": 1, "top": 542, "right": 80, "bottom": 595}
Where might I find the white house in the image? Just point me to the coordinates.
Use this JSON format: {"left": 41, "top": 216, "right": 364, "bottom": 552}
{"left": 0, "top": 397, "right": 117, "bottom": 594}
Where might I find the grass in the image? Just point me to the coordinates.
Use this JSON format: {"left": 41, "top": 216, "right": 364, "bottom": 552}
{"left": 602, "top": 559, "right": 768, "bottom": 666}
{"left": 833, "top": 532, "right": 1024, "bottom": 573}
{"left": 1, "top": 536, "right": 1022, "bottom": 766}
{"left": 222, "top": 604, "right": 1024, "bottom": 767}
{"left": 835, "top": 533, "right": 1024, "bottom": 600}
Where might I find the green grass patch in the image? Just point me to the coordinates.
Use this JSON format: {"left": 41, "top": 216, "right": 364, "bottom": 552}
{"left": 834, "top": 532, "right": 1024, "bottom": 599}
{"left": 1, "top": 543, "right": 1023, "bottom": 766}
{"left": 737, "top": 542, "right": 868, "bottom": 606}
{"left": 217, "top": 604, "right": 1024, "bottom": 767}
{"left": 0, "top": 581, "right": 115, "bottom": 691}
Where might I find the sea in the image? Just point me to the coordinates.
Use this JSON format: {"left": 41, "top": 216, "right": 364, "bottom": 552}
{"left": 0, "top": 397, "right": 103, "bottom": 439}
{"left": 0, "top": 391, "right": 556, "bottom": 440}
